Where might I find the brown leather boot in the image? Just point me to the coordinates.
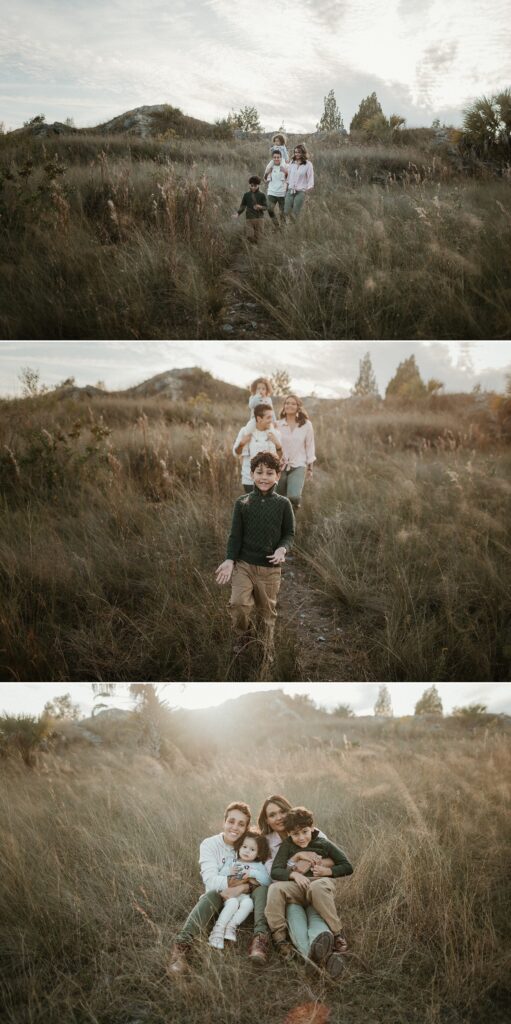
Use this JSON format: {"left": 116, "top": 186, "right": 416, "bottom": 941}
{"left": 167, "top": 942, "right": 191, "bottom": 975}
{"left": 248, "top": 933, "right": 270, "bottom": 964}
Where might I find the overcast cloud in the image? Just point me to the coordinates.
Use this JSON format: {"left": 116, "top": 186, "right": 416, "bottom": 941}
{"left": 1, "top": 341, "right": 510, "bottom": 399}
{"left": 1, "top": 1, "right": 509, "bottom": 130}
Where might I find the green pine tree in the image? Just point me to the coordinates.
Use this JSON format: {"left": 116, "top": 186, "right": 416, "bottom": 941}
{"left": 317, "top": 90, "right": 344, "bottom": 132}
{"left": 385, "top": 354, "right": 426, "bottom": 400}
{"left": 414, "top": 685, "right": 443, "bottom": 716}
{"left": 352, "top": 352, "right": 379, "bottom": 397}
{"left": 350, "top": 92, "right": 384, "bottom": 133}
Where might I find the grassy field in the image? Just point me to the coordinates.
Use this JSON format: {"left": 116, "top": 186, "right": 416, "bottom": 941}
{"left": 1, "top": 132, "right": 510, "bottom": 339}
{"left": 0, "top": 388, "right": 510, "bottom": 682}
{"left": 1, "top": 708, "right": 510, "bottom": 1024}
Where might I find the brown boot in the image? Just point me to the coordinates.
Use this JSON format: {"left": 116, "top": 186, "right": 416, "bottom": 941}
{"left": 324, "top": 952, "right": 345, "bottom": 979}
{"left": 248, "top": 933, "right": 270, "bottom": 964}
{"left": 167, "top": 942, "right": 191, "bottom": 975}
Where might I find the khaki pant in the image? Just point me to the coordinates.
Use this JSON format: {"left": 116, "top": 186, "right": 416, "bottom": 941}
{"left": 246, "top": 218, "right": 263, "bottom": 243}
{"left": 265, "top": 878, "right": 342, "bottom": 943}
{"left": 229, "top": 560, "right": 281, "bottom": 639}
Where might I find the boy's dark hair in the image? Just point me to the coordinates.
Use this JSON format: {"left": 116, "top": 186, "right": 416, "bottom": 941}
{"left": 271, "top": 148, "right": 282, "bottom": 156}
{"left": 253, "top": 403, "right": 272, "bottom": 421}
{"left": 249, "top": 175, "right": 261, "bottom": 185}
{"left": 224, "top": 801, "right": 251, "bottom": 823}
{"left": 235, "top": 829, "right": 270, "bottom": 862}
{"left": 250, "top": 451, "right": 281, "bottom": 474}
{"left": 250, "top": 377, "right": 273, "bottom": 395}
{"left": 284, "top": 806, "right": 314, "bottom": 832}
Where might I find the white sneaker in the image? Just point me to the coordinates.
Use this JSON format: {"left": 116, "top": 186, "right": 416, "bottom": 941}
{"left": 224, "top": 925, "right": 237, "bottom": 942}
{"left": 208, "top": 931, "right": 224, "bottom": 949}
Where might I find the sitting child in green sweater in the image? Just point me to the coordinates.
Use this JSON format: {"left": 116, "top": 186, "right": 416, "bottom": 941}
{"left": 215, "top": 451, "right": 295, "bottom": 654}
{"left": 266, "top": 806, "right": 352, "bottom": 976}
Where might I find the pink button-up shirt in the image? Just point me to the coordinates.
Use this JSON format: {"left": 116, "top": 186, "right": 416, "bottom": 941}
{"left": 287, "top": 160, "right": 314, "bottom": 192}
{"left": 277, "top": 418, "right": 316, "bottom": 468}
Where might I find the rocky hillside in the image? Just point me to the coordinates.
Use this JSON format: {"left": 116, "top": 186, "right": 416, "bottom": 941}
{"left": 93, "top": 104, "right": 220, "bottom": 139}
{"left": 126, "top": 366, "right": 246, "bottom": 402}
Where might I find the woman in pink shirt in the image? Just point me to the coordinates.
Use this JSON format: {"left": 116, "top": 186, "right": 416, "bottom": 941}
{"left": 276, "top": 394, "right": 316, "bottom": 509}
{"left": 284, "top": 143, "right": 314, "bottom": 218}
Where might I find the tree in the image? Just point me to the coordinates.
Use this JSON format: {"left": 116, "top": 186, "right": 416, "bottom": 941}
{"left": 23, "top": 113, "right": 46, "bottom": 127}
{"left": 385, "top": 354, "right": 426, "bottom": 401}
{"left": 43, "top": 693, "right": 80, "bottom": 721}
{"left": 462, "top": 89, "right": 511, "bottom": 155}
{"left": 350, "top": 92, "right": 384, "bottom": 133}
{"left": 270, "top": 369, "right": 292, "bottom": 396}
{"left": 452, "top": 703, "right": 488, "bottom": 716}
{"left": 352, "top": 351, "right": 379, "bottom": 398}
{"left": 226, "top": 106, "right": 262, "bottom": 133}
{"left": 374, "top": 684, "right": 393, "bottom": 717}
{"left": 427, "top": 378, "right": 444, "bottom": 396}
{"left": 0, "top": 713, "right": 51, "bottom": 767}
{"left": 414, "top": 685, "right": 443, "bottom": 716}
{"left": 332, "top": 704, "right": 355, "bottom": 717}
{"left": 19, "top": 366, "right": 48, "bottom": 397}
{"left": 317, "top": 90, "right": 344, "bottom": 133}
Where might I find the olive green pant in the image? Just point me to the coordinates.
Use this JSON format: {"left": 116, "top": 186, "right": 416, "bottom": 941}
{"left": 177, "top": 885, "right": 270, "bottom": 944}
{"left": 277, "top": 466, "right": 306, "bottom": 508}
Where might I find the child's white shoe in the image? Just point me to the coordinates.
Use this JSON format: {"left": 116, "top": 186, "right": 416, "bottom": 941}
{"left": 224, "top": 924, "right": 237, "bottom": 942}
{"left": 208, "top": 930, "right": 225, "bottom": 949}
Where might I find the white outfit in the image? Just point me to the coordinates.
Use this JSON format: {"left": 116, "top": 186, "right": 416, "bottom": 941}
{"left": 208, "top": 857, "right": 269, "bottom": 948}
{"left": 247, "top": 394, "right": 276, "bottom": 433}
{"left": 199, "top": 833, "right": 237, "bottom": 892}
{"left": 264, "top": 160, "right": 289, "bottom": 197}
{"left": 276, "top": 418, "right": 316, "bottom": 468}
{"left": 232, "top": 426, "right": 282, "bottom": 486}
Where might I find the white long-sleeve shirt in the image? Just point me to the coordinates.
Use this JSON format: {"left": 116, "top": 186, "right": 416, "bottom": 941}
{"left": 277, "top": 419, "right": 316, "bottom": 468}
{"left": 287, "top": 160, "right": 314, "bottom": 193}
{"left": 199, "top": 833, "right": 237, "bottom": 892}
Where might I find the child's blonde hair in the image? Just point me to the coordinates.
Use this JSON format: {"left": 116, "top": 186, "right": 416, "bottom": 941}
{"left": 272, "top": 133, "right": 287, "bottom": 145}
{"left": 250, "top": 377, "right": 273, "bottom": 396}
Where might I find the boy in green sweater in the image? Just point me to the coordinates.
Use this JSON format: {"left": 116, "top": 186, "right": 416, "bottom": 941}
{"left": 234, "top": 174, "right": 267, "bottom": 244}
{"left": 266, "top": 806, "right": 352, "bottom": 974}
{"left": 215, "top": 451, "right": 294, "bottom": 653}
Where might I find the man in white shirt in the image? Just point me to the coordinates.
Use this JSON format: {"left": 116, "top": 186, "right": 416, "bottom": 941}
{"left": 263, "top": 148, "right": 288, "bottom": 226}
{"left": 168, "top": 801, "right": 271, "bottom": 972}
{"left": 232, "top": 405, "right": 283, "bottom": 491}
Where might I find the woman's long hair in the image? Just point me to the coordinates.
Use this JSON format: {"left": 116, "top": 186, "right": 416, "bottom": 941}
{"left": 257, "top": 794, "right": 292, "bottom": 835}
{"left": 279, "top": 393, "right": 309, "bottom": 428}
{"left": 292, "top": 142, "right": 309, "bottom": 164}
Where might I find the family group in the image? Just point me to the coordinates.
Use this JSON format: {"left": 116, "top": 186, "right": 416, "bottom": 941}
{"left": 215, "top": 377, "right": 316, "bottom": 654}
{"left": 169, "top": 795, "right": 352, "bottom": 977}
{"left": 234, "top": 135, "right": 315, "bottom": 242}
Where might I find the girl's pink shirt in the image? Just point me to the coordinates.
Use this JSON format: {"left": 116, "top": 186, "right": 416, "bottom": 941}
{"left": 287, "top": 160, "right": 314, "bottom": 191}
{"left": 277, "top": 418, "right": 316, "bottom": 468}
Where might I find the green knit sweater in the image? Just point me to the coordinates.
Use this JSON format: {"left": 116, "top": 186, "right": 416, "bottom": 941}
{"left": 226, "top": 486, "right": 295, "bottom": 566}
{"left": 271, "top": 829, "right": 353, "bottom": 881}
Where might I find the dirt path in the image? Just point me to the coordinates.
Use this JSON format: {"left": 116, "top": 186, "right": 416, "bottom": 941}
{"left": 278, "top": 551, "right": 354, "bottom": 681}
{"left": 214, "top": 239, "right": 280, "bottom": 338}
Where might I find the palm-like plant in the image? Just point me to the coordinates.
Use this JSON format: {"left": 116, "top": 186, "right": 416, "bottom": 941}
{"left": 462, "top": 89, "right": 511, "bottom": 153}
{"left": 0, "top": 713, "right": 52, "bottom": 767}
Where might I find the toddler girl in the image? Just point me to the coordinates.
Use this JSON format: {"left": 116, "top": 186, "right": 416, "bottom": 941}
{"left": 247, "top": 377, "right": 276, "bottom": 432}
{"left": 270, "top": 132, "right": 289, "bottom": 162}
{"left": 208, "top": 831, "right": 271, "bottom": 949}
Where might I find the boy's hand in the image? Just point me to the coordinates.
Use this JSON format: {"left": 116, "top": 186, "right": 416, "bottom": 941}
{"left": 267, "top": 547, "right": 286, "bottom": 565}
{"left": 215, "top": 559, "right": 234, "bottom": 584}
{"left": 311, "top": 863, "right": 333, "bottom": 877}
{"left": 291, "top": 859, "right": 312, "bottom": 874}
{"left": 292, "top": 851, "right": 321, "bottom": 864}
{"left": 290, "top": 871, "right": 310, "bottom": 890}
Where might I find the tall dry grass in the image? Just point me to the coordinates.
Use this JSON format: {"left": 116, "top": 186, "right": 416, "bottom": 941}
{"left": 1, "top": 719, "right": 510, "bottom": 1023}
{"left": 0, "top": 391, "right": 509, "bottom": 682}
{"left": 1, "top": 132, "right": 510, "bottom": 338}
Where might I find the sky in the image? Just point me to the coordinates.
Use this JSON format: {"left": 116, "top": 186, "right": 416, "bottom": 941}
{"left": 1, "top": 341, "right": 510, "bottom": 399}
{"left": 1, "top": 2, "right": 510, "bottom": 132}
{"left": 0, "top": 683, "right": 509, "bottom": 717}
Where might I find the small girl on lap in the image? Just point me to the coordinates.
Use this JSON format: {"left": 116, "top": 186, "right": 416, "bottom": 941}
{"left": 208, "top": 831, "right": 271, "bottom": 949}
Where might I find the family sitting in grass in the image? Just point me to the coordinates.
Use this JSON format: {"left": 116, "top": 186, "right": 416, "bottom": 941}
{"left": 215, "top": 377, "right": 316, "bottom": 658}
{"left": 169, "top": 795, "right": 352, "bottom": 978}
{"left": 234, "top": 136, "right": 315, "bottom": 241}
